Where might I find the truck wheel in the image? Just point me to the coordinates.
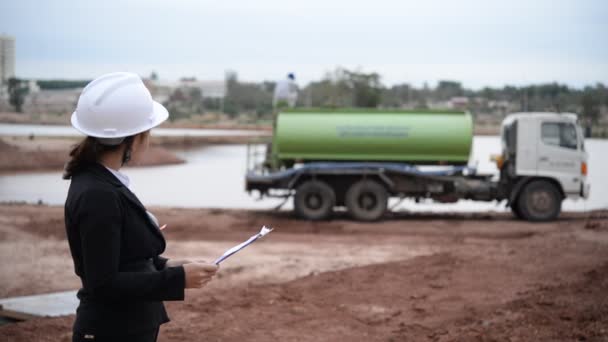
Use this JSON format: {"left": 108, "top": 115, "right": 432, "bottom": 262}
{"left": 294, "top": 180, "right": 335, "bottom": 220}
{"left": 517, "top": 180, "right": 562, "bottom": 222}
{"left": 345, "top": 180, "right": 388, "bottom": 221}
{"left": 510, "top": 202, "right": 523, "bottom": 220}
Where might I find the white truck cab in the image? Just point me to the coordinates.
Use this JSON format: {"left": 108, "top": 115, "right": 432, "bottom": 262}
{"left": 500, "top": 112, "right": 589, "bottom": 221}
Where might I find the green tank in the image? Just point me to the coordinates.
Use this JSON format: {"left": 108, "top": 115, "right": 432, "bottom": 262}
{"left": 270, "top": 109, "right": 473, "bottom": 168}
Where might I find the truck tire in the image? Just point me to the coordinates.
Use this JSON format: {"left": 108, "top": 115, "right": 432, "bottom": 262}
{"left": 516, "top": 180, "right": 562, "bottom": 222}
{"left": 345, "top": 180, "right": 388, "bottom": 221}
{"left": 510, "top": 202, "right": 523, "bottom": 220}
{"left": 294, "top": 180, "right": 336, "bottom": 220}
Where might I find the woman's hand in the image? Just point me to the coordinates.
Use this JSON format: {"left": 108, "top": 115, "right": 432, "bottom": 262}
{"left": 183, "top": 262, "right": 218, "bottom": 289}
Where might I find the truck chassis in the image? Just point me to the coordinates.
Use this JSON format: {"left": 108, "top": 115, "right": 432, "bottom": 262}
{"left": 245, "top": 161, "right": 558, "bottom": 221}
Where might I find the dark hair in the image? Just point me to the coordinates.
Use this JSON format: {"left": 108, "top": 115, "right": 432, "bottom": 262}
{"left": 63, "top": 136, "right": 135, "bottom": 180}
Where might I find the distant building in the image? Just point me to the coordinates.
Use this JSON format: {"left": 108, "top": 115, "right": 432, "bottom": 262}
{"left": 202, "top": 80, "right": 228, "bottom": 98}
{"left": 449, "top": 96, "right": 469, "bottom": 109}
{"left": 143, "top": 79, "right": 173, "bottom": 104}
{"left": 146, "top": 79, "right": 226, "bottom": 101}
{"left": 23, "top": 88, "right": 81, "bottom": 114}
{"left": 0, "top": 35, "right": 16, "bottom": 84}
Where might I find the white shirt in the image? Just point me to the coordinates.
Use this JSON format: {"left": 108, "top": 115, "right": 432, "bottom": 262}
{"left": 103, "top": 165, "right": 131, "bottom": 188}
{"left": 273, "top": 78, "right": 298, "bottom": 105}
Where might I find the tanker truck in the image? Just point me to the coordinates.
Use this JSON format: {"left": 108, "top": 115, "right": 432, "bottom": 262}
{"left": 245, "top": 109, "right": 589, "bottom": 222}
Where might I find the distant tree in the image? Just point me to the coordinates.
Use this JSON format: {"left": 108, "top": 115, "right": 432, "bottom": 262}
{"left": 150, "top": 71, "right": 159, "bottom": 81}
{"left": 36, "top": 80, "right": 90, "bottom": 90}
{"left": 149, "top": 66, "right": 608, "bottom": 131}
{"left": 343, "top": 69, "right": 382, "bottom": 108}
{"left": 8, "top": 77, "right": 28, "bottom": 112}
{"left": 222, "top": 71, "right": 273, "bottom": 117}
{"left": 170, "top": 88, "right": 186, "bottom": 102}
{"left": 414, "top": 99, "right": 429, "bottom": 109}
{"left": 480, "top": 87, "right": 497, "bottom": 100}
{"left": 581, "top": 88, "right": 600, "bottom": 124}
{"left": 223, "top": 71, "right": 240, "bottom": 116}
{"left": 203, "top": 97, "right": 222, "bottom": 111}
{"left": 190, "top": 87, "right": 202, "bottom": 101}
{"left": 435, "top": 80, "right": 463, "bottom": 100}
{"left": 534, "top": 82, "right": 571, "bottom": 111}
{"left": 300, "top": 68, "right": 382, "bottom": 108}
{"left": 595, "top": 83, "right": 608, "bottom": 106}
{"left": 189, "top": 87, "right": 204, "bottom": 113}
{"left": 301, "top": 79, "right": 338, "bottom": 107}
{"left": 381, "top": 84, "right": 411, "bottom": 107}
{"left": 166, "top": 103, "right": 189, "bottom": 121}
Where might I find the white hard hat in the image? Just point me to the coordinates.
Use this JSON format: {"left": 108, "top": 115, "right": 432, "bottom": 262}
{"left": 71, "top": 72, "right": 168, "bottom": 139}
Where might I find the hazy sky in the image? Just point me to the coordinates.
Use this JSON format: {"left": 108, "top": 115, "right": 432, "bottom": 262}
{"left": 1, "top": 0, "right": 607, "bottom": 88}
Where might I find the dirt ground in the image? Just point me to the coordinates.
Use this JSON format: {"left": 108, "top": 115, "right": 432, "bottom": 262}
{"left": 0, "top": 204, "right": 607, "bottom": 341}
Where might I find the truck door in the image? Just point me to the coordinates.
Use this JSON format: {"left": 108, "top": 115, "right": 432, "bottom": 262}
{"left": 536, "top": 121, "right": 581, "bottom": 194}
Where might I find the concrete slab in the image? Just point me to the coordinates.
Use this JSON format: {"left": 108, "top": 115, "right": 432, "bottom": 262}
{"left": 0, "top": 290, "right": 78, "bottom": 320}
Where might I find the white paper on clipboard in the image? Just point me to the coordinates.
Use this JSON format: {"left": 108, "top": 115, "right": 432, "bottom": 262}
{"left": 214, "top": 226, "right": 273, "bottom": 265}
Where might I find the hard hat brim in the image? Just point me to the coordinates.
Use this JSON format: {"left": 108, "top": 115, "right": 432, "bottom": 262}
{"left": 149, "top": 101, "right": 170, "bottom": 132}
{"left": 71, "top": 100, "right": 169, "bottom": 138}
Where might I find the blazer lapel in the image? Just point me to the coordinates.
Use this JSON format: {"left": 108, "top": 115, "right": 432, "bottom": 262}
{"left": 118, "top": 187, "right": 167, "bottom": 245}
{"left": 88, "top": 163, "right": 166, "bottom": 244}
{"left": 119, "top": 186, "right": 147, "bottom": 213}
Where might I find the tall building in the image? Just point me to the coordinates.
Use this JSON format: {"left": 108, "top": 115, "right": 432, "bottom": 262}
{"left": 0, "top": 35, "right": 16, "bottom": 84}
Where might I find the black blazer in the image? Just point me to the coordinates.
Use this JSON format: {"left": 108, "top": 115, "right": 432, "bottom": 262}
{"left": 64, "top": 162, "right": 185, "bottom": 336}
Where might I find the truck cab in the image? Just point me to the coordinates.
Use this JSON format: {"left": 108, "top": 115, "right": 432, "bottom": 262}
{"left": 500, "top": 112, "right": 589, "bottom": 221}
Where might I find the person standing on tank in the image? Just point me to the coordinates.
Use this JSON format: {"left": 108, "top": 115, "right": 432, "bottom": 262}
{"left": 273, "top": 72, "right": 298, "bottom": 109}
{"left": 267, "top": 72, "right": 299, "bottom": 164}
{"left": 63, "top": 72, "right": 218, "bottom": 342}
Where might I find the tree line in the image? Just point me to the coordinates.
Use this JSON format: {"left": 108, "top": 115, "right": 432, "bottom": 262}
{"left": 218, "top": 68, "right": 606, "bottom": 126}
{"left": 5, "top": 68, "right": 607, "bottom": 127}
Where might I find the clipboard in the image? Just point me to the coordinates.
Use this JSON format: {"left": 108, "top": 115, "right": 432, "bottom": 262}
{"left": 214, "top": 226, "right": 274, "bottom": 265}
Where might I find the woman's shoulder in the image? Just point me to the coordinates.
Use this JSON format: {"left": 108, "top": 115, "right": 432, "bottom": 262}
{"left": 67, "top": 167, "right": 123, "bottom": 205}
{"left": 66, "top": 180, "right": 124, "bottom": 217}
{"left": 69, "top": 163, "right": 120, "bottom": 188}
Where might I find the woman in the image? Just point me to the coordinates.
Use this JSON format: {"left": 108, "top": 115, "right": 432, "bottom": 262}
{"left": 63, "top": 72, "right": 217, "bottom": 342}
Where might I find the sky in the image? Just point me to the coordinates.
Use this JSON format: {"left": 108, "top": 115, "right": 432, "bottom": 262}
{"left": 1, "top": 0, "right": 607, "bottom": 89}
